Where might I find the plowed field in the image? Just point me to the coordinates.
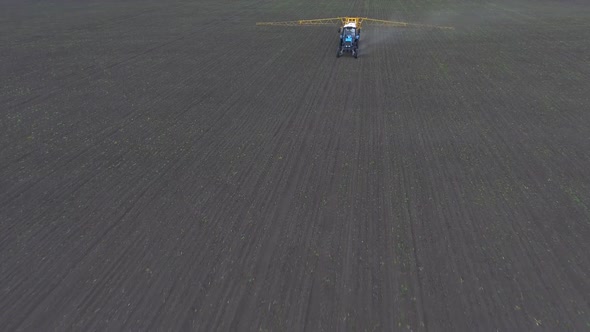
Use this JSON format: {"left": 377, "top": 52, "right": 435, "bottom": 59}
{"left": 1, "top": 0, "right": 589, "bottom": 330}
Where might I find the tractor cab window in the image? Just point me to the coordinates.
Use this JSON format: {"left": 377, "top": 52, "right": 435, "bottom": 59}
{"left": 343, "top": 27, "right": 355, "bottom": 36}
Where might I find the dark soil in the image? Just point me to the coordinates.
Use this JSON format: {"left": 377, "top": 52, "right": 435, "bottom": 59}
{"left": 1, "top": 0, "right": 589, "bottom": 330}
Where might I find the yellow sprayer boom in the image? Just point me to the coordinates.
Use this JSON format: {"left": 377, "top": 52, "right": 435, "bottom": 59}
{"left": 256, "top": 17, "right": 454, "bottom": 30}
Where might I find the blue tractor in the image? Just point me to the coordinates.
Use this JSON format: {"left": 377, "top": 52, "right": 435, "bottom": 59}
{"left": 337, "top": 23, "right": 360, "bottom": 58}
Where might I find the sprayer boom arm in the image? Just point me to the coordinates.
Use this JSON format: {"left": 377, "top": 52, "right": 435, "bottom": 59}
{"left": 256, "top": 17, "right": 454, "bottom": 30}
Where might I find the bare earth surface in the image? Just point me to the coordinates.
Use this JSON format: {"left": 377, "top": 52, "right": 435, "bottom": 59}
{"left": 1, "top": 0, "right": 589, "bottom": 330}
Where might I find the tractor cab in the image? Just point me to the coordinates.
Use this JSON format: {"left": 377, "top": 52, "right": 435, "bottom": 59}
{"left": 340, "top": 23, "right": 359, "bottom": 46}
{"left": 343, "top": 27, "right": 356, "bottom": 43}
